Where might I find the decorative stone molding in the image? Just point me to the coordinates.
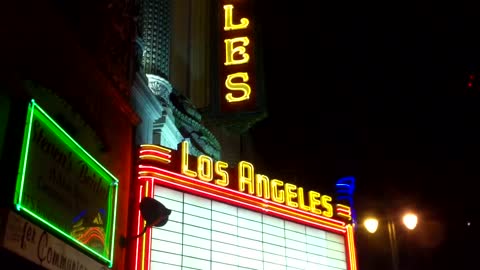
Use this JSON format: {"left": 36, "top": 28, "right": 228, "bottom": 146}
{"left": 146, "top": 74, "right": 172, "bottom": 102}
{"left": 153, "top": 106, "right": 183, "bottom": 150}
{"left": 133, "top": 0, "right": 220, "bottom": 159}
{"left": 170, "top": 100, "right": 221, "bottom": 160}
{"left": 132, "top": 72, "right": 165, "bottom": 144}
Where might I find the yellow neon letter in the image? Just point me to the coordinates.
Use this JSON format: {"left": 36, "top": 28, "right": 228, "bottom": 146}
{"left": 181, "top": 141, "right": 197, "bottom": 177}
{"left": 255, "top": 174, "right": 270, "bottom": 199}
{"left": 284, "top": 183, "right": 298, "bottom": 208}
{"left": 214, "top": 161, "right": 229, "bottom": 186}
{"left": 309, "top": 191, "right": 322, "bottom": 215}
{"left": 225, "top": 72, "right": 251, "bottom": 102}
{"left": 297, "top": 187, "right": 311, "bottom": 211}
{"left": 238, "top": 161, "right": 255, "bottom": 194}
{"left": 321, "top": 195, "right": 333, "bottom": 217}
{"left": 224, "top": 37, "right": 250, "bottom": 65}
{"left": 270, "top": 179, "right": 285, "bottom": 203}
{"left": 223, "top": 4, "right": 249, "bottom": 31}
{"left": 197, "top": 155, "right": 213, "bottom": 181}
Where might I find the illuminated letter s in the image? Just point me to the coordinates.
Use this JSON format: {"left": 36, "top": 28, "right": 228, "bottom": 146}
{"left": 321, "top": 195, "right": 333, "bottom": 217}
{"left": 225, "top": 72, "right": 251, "bottom": 102}
{"left": 215, "top": 161, "right": 229, "bottom": 186}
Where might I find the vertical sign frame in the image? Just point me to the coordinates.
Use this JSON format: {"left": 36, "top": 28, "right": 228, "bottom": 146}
{"left": 14, "top": 99, "right": 119, "bottom": 267}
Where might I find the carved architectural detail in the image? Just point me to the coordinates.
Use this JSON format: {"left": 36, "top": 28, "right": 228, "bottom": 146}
{"left": 132, "top": 0, "right": 221, "bottom": 160}
{"left": 146, "top": 74, "right": 172, "bottom": 101}
{"left": 169, "top": 90, "right": 221, "bottom": 160}
{"left": 152, "top": 108, "right": 183, "bottom": 150}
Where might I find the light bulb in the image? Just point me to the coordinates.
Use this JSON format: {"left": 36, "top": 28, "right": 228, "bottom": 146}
{"left": 402, "top": 213, "right": 418, "bottom": 230}
{"left": 364, "top": 218, "right": 379, "bottom": 233}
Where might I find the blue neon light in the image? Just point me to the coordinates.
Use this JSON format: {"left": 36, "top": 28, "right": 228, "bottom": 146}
{"left": 335, "top": 176, "right": 357, "bottom": 225}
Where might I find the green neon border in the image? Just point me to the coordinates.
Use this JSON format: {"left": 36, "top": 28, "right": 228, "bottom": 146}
{"left": 14, "top": 99, "right": 119, "bottom": 267}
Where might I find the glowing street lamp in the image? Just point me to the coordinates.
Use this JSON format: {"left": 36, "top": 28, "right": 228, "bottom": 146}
{"left": 364, "top": 217, "right": 379, "bottom": 233}
{"left": 362, "top": 212, "right": 418, "bottom": 270}
{"left": 402, "top": 213, "right": 418, "bottom": 230}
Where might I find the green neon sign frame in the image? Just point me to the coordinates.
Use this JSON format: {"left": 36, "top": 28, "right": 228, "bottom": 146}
{"left": 14, "top": 99, "right": 119, "bottom": 267}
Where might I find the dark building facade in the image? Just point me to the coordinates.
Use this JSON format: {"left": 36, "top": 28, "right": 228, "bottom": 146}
{"left": 0, "top": 0, "right": 261, "bottom": 269}
{"left": 1, "top": 1, "right": 357, "bottom": 269}
{"left": 1, "top": 1, "right": 139, "bottom": 269}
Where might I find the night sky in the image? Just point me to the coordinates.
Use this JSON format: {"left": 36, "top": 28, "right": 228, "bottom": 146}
{"left": 250, "top": 1, "right": 480, "bottom": 269}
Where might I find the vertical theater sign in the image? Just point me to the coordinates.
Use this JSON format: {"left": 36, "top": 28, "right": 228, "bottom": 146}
{"left": 215, "top": 0, "right": 266, "bottom": 132}
{"left": 129, "top": 141, "right": 358, "bottom": 270}
{"left": 222, "top": 3, "right": 252, "bottom": 105}
{"left": 5, "top": 100, "right": 119, "bottom": 268}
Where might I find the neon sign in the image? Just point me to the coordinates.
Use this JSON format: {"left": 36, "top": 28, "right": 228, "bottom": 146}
{"left": 14, "top": 100, "right": 119, "bottom": 267}
{"left": 130, "top": 142, "right": 358, "bottom": 270}
{"left": 218, "top": 0, "right": 259, "bottom": 114}
{"left": 336, "top": 176, "right": 357, "bottom": 224}
{"left": 179, "top": 141, "right": 338, "bottom": 218}
{"left": 141, "top": 141, "right": 353, "bottom": 226}
{"left": 223, "top": 4, "right": 251, "bottom": 103}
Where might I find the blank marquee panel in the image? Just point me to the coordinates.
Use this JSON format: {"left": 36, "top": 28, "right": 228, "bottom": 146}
{"left": 150, "top": 185, "right": 347, "bottom": 270}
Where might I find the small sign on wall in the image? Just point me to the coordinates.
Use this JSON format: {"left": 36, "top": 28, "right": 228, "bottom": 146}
{"left": 14, "top": 100, "right": 119, "bottom": 267}
{"left": 1, "top": 210, "right": 109, "bottom": 270}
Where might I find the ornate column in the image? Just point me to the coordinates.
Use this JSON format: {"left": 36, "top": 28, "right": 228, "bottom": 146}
{"left": 139, "top": 0, "right": 172, "bottom": 79}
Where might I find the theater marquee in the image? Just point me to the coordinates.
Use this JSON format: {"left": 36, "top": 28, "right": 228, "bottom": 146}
{"left": 129, "top": 142, "right": 357, "bottom": 270}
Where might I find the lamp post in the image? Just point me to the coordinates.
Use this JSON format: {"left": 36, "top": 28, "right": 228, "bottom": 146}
{"left": 363, "top": 212, "right": 418, "bottom": 270}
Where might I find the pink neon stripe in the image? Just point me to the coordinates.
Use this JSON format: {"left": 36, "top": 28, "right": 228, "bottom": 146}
{"left": 139, "top": 176, "right": 346, "bottom": 234}
{"left": 138, "top": 168, "right": 346, "bottom": 229}
{"left": 139, "top": 149, "right": 172, "bottom": 160}
{"left": 337, "top": 208, "right": 351, "bottom": 214}
{"left": 135, "top": 184, "right": 143, "bottom": 270}
{"left": 146, "top": 178, "right": 154, "bottom": 270}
